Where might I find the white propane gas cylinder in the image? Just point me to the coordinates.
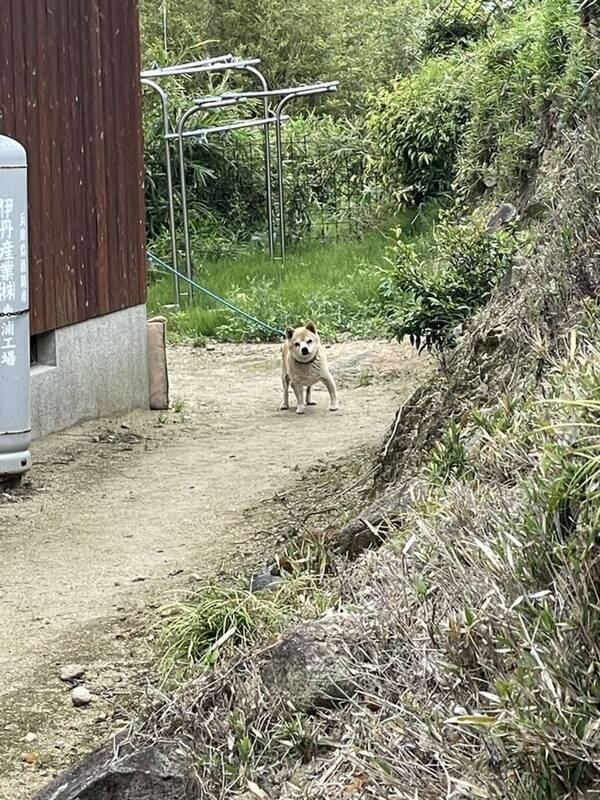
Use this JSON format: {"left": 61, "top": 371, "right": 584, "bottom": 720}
{"left": 0, "top": 135, "right": 31, "bottom": 479}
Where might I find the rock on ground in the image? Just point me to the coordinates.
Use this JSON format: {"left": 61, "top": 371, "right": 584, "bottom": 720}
{"left": 59, "top": 664, "right": 86, "bottom": 683}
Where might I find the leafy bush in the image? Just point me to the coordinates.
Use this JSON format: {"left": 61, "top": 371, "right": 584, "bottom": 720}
{"left": 277, "top": 115, "right": 373, "bottom": 247}
{"left": 367, "top": 56, "right": 471, "bottom": 207}
{"left": 427, "top": 422, "right": 474, "bottom": 483}
{"left": 455, "top": 0, "right": 588, "bottom": 195}
{"left": 368, "top": 0, "right": 588, "bottom": 208}
{"left": 160, "top": 584, "right": 284, "bottom": 670}
{"left": 422, "top": 0, "right": 490, "bottom": 57}
{"left": 381, "top": 213, "right": 521, "bottom": 349}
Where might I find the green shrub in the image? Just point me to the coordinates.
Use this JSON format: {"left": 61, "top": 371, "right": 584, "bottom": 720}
{"left": 427, "top": 422, "right": 474, "bottom": 483}
{"left": 381, "top": 213, "right": 521, "bottom": 349}
{"left": 455, "top": 0, "right": 587, "bottom": 195}
{"left": 160, "top": 584, "right": 284, "bottom": 670}
{"left": 368, "top": 0, "right": 588, "bottom": 208}
{"left": 367, "top": 56, "right": 471, "bottom": 207}
{"left": 279, "top": 115, "right": 373, "bottom": 247}
{"left": 422, "top": 0, "right": 489, "bottom": 57}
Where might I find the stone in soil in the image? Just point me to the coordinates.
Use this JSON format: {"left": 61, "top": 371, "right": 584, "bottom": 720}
{"left": 249, "top": 566, "right": 283, "bottom": 593}
{"left": 59, "top": 664, "right": 86, "bottom": 682}
{"left": 71, "top": 686, "right": 92, "bottom": 707}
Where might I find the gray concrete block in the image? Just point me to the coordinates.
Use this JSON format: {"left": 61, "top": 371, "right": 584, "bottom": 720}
{"left": 31, "top": 305, "right": 149, "bottom": 438}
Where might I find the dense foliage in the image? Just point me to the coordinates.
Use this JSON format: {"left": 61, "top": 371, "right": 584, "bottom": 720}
{"left": 455, "top": 0, "right": 587, "bottom": 196}
{"left": 140, "top": 0, "right": 429, "bottom": 112}
{"left": 141, "top": 0, "right": 592, "bottom": 349}
{"left": 381, "top": 213, "right": 522, "bottom": 349}
{"left": 368, "top": 0, "right": 588, "bottom": 207}
{"left": 371, "top": 0, "right": 590, "bottom": 348}
{"left": 368, "top": 57, "right": 469, "bottom": 207}
{"left": 421, "top": 0, "right": 490, "bottom": 57}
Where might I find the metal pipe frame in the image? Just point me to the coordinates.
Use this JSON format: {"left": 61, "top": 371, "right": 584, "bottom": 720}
{"left": 176, "top": 103, "right": 203, "bottom": 296}
{"left": 185, "top": 80, "right": 338, "bottom": 258}
{"left": 141, "top": 78, "right": 181, "bottom": 304}
{"left": 140, "top": 54, "right": 235, "bottom": 78}
{"left": 144, "top": 66, "right": 336, "bottom": 273}
{"left": 190, "top": 81, "right": 339, "bottom": 110}
{"left": 176, "top": 105, "right": 286, "bottom": 296}
{"left": 167, "top": 113, "right": 286, "bottom": 141}
{"left": 273, "top": 84, "right": 338, "bottom": 261}
{"left": 176, "top": 60, "right": 277, "bottom": 294}
{"left": 218, "top": 81, "right": 339, "bottom": 102}
{"left": 141, "top": 57, "right": 260, "bottom": 80}
{"left": 188, "top": 75, "right": 275, "bottom": 259}
{"left": 141, "top": 57, "right": 338, "bottom": 311}
{"left": 141, "top": 59, "right": 276, "bottom": 302}
{"left": 194, "top": 96, "right": 248, "bottom": 111}
{"left": 243, "top": 66, "right": 275, "bottom": 260}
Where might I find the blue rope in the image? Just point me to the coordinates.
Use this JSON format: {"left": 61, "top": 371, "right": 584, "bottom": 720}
{"left": 147, "top": 251, "right": 286, "bottom": 339}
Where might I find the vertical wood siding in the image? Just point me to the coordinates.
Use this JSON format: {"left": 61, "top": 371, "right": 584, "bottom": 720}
{"left": 0, "top": 0, "right": 146, "bottom": 336}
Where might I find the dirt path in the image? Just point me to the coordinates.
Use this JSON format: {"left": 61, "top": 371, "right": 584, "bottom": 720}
{"left": 0, "top": 339, "right": 428, "bottom": 798}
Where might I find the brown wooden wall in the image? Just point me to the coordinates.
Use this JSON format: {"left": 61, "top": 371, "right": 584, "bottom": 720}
{"left": 0, "top": 0, "right": 146, "bottom": 336}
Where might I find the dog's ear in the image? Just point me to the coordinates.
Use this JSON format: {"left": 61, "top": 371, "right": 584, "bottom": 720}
{"left": 286, "top": 327, "right": 294, "bottom": 339}
{"left": 305, "top": 321, "right": 317, "bottom": 334}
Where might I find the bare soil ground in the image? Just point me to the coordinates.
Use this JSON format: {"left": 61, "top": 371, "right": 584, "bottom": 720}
{"left": 0, "top": 339, "right": 429, "bottom": 799}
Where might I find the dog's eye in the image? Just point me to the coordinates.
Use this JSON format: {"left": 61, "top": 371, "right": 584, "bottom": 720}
{"left": 294, "top": 342, "right": 300, "bottom": 347}
{"left": 306, "top": 339, "right": 313, "bottom": 345}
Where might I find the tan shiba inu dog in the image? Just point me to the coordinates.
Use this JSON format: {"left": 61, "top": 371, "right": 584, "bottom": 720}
{"left": 281, "top": 322, "right": 339, "bottom": 415}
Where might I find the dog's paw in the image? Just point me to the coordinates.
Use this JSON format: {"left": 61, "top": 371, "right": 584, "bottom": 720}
{"left": 280, "top": 403, "right": 289, "bottom": 411}
{"left": 296, "top": 406, "right": 306, "bottom": 415}
{"left": 306, "top": 400, "right": 317, "bottom": 406}
{"left": 329, "top": 404, "right": 340, "bottom": 412}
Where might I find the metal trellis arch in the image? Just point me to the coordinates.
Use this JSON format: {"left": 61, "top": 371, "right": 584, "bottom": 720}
{"left": 141, "top": 55, "right": 338, "bottom": 305}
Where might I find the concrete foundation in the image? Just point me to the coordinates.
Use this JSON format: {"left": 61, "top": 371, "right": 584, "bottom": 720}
{"left": 30, "top": 305, "right": 149, "bottom": 438}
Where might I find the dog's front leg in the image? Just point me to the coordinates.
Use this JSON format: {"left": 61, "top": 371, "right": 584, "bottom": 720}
{"left": 305, "top": 386, "right": 317, "bottom": 406}
{"left": 322, "top": 373, "right": 339, "bottom": 411}
{"left": 281, "top": 373, "right": 290, "bottom": 410}
{"left": 292, "top": 383, "right": 305, "bottom": 415}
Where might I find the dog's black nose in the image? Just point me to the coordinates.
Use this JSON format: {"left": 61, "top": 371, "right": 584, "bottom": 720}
{"left": 301, "top": 346, "right": 309, "bottom": 356}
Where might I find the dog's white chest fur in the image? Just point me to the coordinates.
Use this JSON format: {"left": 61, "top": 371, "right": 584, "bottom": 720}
{"left": 285, "top": 352, "right": 326, "bottom": 386}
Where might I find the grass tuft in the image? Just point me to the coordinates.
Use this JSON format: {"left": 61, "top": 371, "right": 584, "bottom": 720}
{"left": 159, "top": 584, "right": 284, "bottom": 672}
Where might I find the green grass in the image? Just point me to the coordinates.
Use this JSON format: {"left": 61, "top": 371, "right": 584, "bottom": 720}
{"left": 159, "top": 584, "right": 285, "bottom": 672}
{"left": 147, "top": 209, "right": 438, "bottom": 343}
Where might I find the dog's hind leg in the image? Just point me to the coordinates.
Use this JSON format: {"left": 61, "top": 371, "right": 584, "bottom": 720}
{"left": 322, "top": 372, "right": 339, "bottom": 412}
{"left": 305, "top": 386, "right": 317, "bottom": 406}
{"left": 280, "top": 373, "right": 290, "bottom": 410}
